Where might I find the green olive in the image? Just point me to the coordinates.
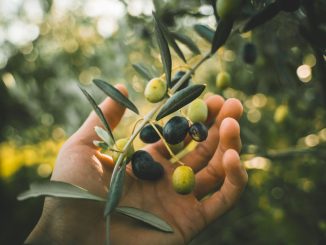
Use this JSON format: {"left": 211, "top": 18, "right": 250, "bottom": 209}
{"left": 144, "top": 77, "right": 167, "bottom": 103}
{"left": 216, "top": 71, "right": 231, "bottom": 90}
{"left": 187, "top": 99, "right": 208, "bottom": 123}
{"left": 217, "top": 0, "right": 243, "bottom": 20}
{"left": 111, "top": 138, "right": 134, "bottom": 163}
{"left": 172, "top": 166, "right": 195, "bottom": 195}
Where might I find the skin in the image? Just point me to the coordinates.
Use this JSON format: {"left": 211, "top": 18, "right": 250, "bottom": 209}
{"left": 26, "top": 84, "right": 248, "bottom": 245}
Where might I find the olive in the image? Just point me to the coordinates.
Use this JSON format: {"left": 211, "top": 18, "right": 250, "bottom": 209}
{"left": 140, "top": 124, "right": 163, "bottom": 143}
{"left": 111, "top": 138, "right": 134, "bottom": 163}
{"left": 216, "top": 71, "right": 231, "bottom": 90}
{"left": 144, "top": 77, "right": 167, "bottom": 103}
{"left": 131, "top": 150, "right": 164, "bottom": 181}
{"left": 163, "top": 116, "right": 189, "bottom": 145}
{"left": 172, "top": 166, "right": 195, "bottom": 195}
{"left": 280, "top": 0, "right": 300, "bottom": 12}
{"left": 189, "top": 122, "right": 208, "bottom": 142}
{"left": 187, "top": 99, "right": 208, "bottom": 123}
{"left": 242, "top": 43, "right": 257, "bottom": 64}
{"left": 170, "top": 71, "right": 191, "bottom": 91}
{"left": 217, "top": 0, "right": 243, "bottom": 20}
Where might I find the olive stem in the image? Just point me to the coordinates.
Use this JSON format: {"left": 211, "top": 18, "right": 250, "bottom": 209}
{"left": 105, "top": 51, "right": 212, "bottom": 244}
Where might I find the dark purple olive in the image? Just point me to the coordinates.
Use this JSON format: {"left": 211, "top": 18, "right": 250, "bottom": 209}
{"left": 189, "top": 122, "right": 208, "bottom": 142}
{"left": 170, "top": 71, "right": 191, "bottom": 91}
{"left": 163, "top": 116, "right": 189, "bottom": 145}
{"left": 140, "top": 124, "right": 163, "bottom": 143}
{"left": 242, "top": 43, "right": 257, "bottom": 64}
{"left": 131, "top": 150, "right": 164, "bottom": 181}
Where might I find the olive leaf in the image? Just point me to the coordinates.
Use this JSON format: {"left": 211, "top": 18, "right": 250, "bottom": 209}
{"left": 153, "top": 11, "right": 172, "bottom": 88}
{"left": 171, "top": 32, "right": 201, "bottom": 55}
{"left": 211, "top": 18, "right": 234, "bottom": 54}
{"left": 93, "top": 79, "right": 139, "bottom": 114}
{"left": 116, "top": 207, "right": 174, "bottom": 233}
{"left": 17, "top": 181, "right": 106, "bottom": 202}
{"left": 194, "top": 24, "right": 215, "bottom": 43}
{"left": 152, "top": 12, "right": 186, "bottom": 63}
{"left": 104, "top": 162, "right": 126, "bottom": 216}
{"left": 241, "top": 1, "right": 282, "bottom": 33}
{"left": 94, "top": 126, "right": 114, "bottom": 147}
{"left": 132, "top": 63, "right": 154, "bottom": 81}
{"left": 156, "top": 84, "right": 206, "bottom": 120}
{"left": 18, "top": 181, "right": 174, "bottom": 233}
{"left": 79, "top": 87, "right": 114, "bottom": 141}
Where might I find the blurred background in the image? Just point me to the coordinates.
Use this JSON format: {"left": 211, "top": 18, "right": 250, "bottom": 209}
{"left": 0, "top": 0, "right": 325, "bottom": 244}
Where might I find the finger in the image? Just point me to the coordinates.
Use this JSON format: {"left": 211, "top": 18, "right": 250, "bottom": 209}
{"left": 194, "top": 118, "right": 241, "bottom": 199}
{"left": 201, "top": 149, "right": 248, "bottom": 224}
{"left": 152, "top": 95, "right": 224, "bottom": 158}
{"left": 182, "top": 98, "right": 243, "bottom": 172}
{"left": 72, "top": 84, "right": 128, "bottom": 146}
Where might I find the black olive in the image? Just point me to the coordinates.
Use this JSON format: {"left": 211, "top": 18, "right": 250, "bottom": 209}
{"left": 170, "top": 71, "right": 191, "bottom": 91}
{"left": 242, "top": 43, "right": 257, "bottom": 64}
{"left": 189, "top": 122, "right": 208, "bottom": 142}
{"left": 163, "top": 116, "right": 189, "bottom": 145}
{"left": 131, "top": 150, "right": 164, "bottom": 181}
{"left": 140, "top": 124, "right": 163, "bottom": 143}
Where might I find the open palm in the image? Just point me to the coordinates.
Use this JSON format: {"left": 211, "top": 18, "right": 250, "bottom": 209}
{"left": 27, "top": 85, "right": 247, "bottom": 245}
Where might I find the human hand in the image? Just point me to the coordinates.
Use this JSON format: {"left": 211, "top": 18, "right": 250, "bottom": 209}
{"left": 26, "top": 84, "right": 247, "bottom": 245}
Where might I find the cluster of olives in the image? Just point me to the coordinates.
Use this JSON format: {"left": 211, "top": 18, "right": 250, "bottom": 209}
{"left": 110, "top": 71, "right": 210, "bottom": 194}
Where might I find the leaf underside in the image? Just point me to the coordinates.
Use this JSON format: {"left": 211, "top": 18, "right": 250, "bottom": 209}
{"left": 17, "top": 181, "right": 174, "bottom": 233}
{"left": 194, "top": 24, "right": 215, "bottom": 43}
{"left": 132, "top": 63, "right": 154, "bottom": 81}
{"left": 171, "top": 32, "right": 201, "bottom": 55}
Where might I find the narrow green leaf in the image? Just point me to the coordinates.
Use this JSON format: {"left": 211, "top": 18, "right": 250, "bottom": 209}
{"left": 194, "top": 24, "right": 214, "bottom": 43}
{"left": 132, "top": 63, "right": 153, "bottom": 81}
{"left": 171, "top": 32, "right": 201, "bottom": 55}
{"left": 104, "top": 163, "right": 126, "bottom": 216}
{"left": 156, "top": 84, "right": 206, "bottom": 120}
{"left": 241, "top": 1, "right": 282, "bottom": 33}
{"left": 79, "top": 87, "right": 114, "bottom": 141}
{"left": 153, "top": 11, "right": 172, "bottom": 88}
{"left": 93, "top": 79, "right": 139, "bottom": 114}
{"left": 116, "top": 207, "right": 174, "bottom": 233}
{"left": 211, "top": 19, "right": 234, "bottom": 54}
{"left": 153, "top": 12, "right": 186, "bottom": 63}
{"left": 95, "top": 126, "right": 114, "bottom": 147}
{"left": 17, "top": 181, "right": 106, "bottom": 202}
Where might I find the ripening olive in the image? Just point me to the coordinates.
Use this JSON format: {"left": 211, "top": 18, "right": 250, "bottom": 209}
{"left": 111, "top": 138, "right": 134, "bottom": 163}
{"left": 281, "top": 0, "right": 300, "bottom": 12}
{"left": 187, "top": 99, "right": 208, "bottom": 123}
{"left": 163, "top": 116, "right": 189, "bottom": 145}
{"left": 189, "top": 122, "right": 208, "bottom": 142}
{"left": 242, "top": 43, "right": 257, "bottom": 64}
{"left": 170, "top": 71, "right": 191, "bottom": 91}
{"left": 172, "top": 166, "right": 195, "bottom": 195}
{"left": 216, "top": 71, "right": 231, "bottom": 90}
{"left": 131, "top": 150, "right": 164, "bottom": 181}
{"left": 144, "top": 77, "right": 167, "bottom": 103}
{"left": 140, "top": 124, "right": 163, "bottom": 143}
{"left": 217, "top": 0, "right": 243, "bottom": 20}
